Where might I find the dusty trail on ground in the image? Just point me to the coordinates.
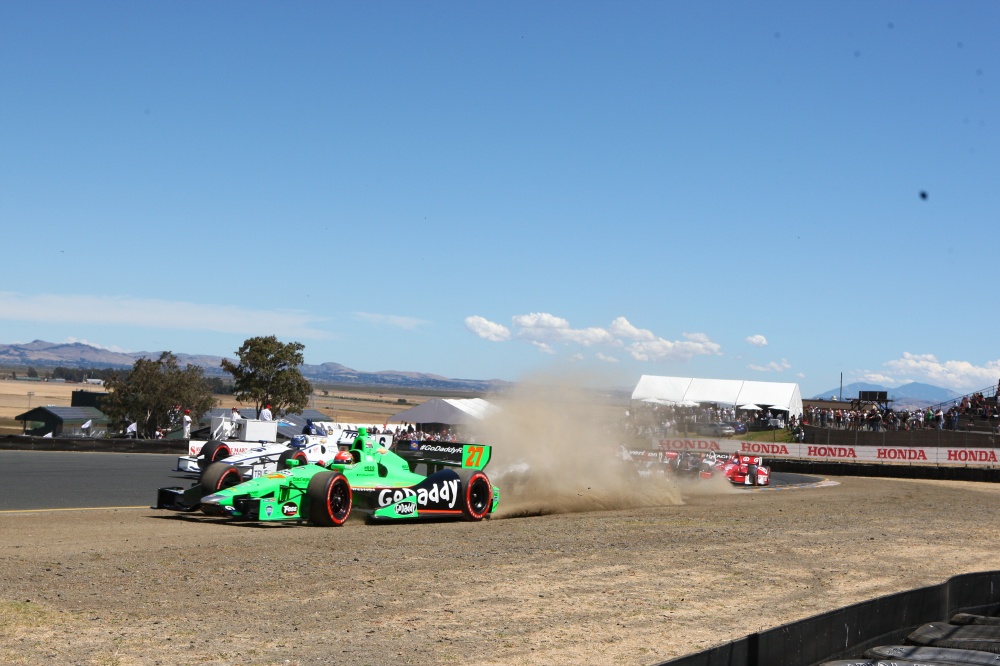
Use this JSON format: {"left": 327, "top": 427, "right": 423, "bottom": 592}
{"left": 4, "top": 476, "right": 1000, "bottom": 665}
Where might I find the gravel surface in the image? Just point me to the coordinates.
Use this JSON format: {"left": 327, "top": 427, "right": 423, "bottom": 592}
{"left": 4, "top": 475, "right": 1000, "bottom": 666}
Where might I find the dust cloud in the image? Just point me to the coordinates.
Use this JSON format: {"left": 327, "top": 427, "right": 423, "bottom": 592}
{"left": 470, "top": 371, "right": 685, "bottom": 518}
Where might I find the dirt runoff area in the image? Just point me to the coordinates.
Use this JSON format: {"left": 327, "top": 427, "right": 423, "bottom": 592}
{"left": 2, "top": 475, "right": 1000, "bottom": 666}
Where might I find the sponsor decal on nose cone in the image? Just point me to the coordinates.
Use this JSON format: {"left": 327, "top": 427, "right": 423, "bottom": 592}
{"left": 265, "top": 505, "right": 273, "bottom": 517}
{"left": 395, "top": 500, "right": 417, "bottom": 516}
{"left": 282, "top": 502, "right": 298, "bottom": 516}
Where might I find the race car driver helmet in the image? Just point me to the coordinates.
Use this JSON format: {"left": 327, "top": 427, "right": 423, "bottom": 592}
{"left": 333, "top": 450, "right": 353, "bottom": 466}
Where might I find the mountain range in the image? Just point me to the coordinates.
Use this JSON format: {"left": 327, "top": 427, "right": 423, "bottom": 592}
{"left": 2, "top": 340, "right": 975, "bottom": 405}
{"left": 812, "top": 381, "right": 964, "bottom": 409}
{"left": 0, "top": 340, "right": 509, "bottom": 393}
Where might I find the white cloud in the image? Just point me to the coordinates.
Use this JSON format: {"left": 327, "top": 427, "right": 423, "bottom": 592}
{"left": 876, "top": 352, "right": 1000, "bottom": 391}
{"left": 609, "top": 317, "right": 656, "bottom": 342}
{"left": 464, "top": 316, "right": 511, "bottom": 342}
{"left": 858, "top": 371, "right": 897, "bottom": 385}
{"left": 0, "top": 292, "right": 329, "bottom": 338}
{"left": 746, "top": 334, "right": 768, "bottom": 347}
{"left": 511, "top": 312, "right": 568, "bottom": 330}
{"left": 512, "top": 313, "right": 616, "bottom": 346}
{"left": 626, "top": 332, "right": 722, "bottom": 362}
{"left": 465, "top": 311, "right": 721, "bottom": 362}
{"left": 530, "top": 341, "right": 556, "bottom": 354}
{"left": 353, "top": 312, "right": 427, "bottom": 331}
{"left": 748, "top": 358, "right": 791, "bottom": 372}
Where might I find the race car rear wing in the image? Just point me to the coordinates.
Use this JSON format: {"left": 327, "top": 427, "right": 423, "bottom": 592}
{"left": 730, "top": 454, "right": 763, "bottom": 466}
{"left": 392, "top": 440, "right": 492, "bottom": 470}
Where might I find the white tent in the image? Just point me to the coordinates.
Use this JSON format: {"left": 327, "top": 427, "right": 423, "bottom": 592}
{"left": 387, "top": 398, "right": 498, "bottom": 425}
{"left": 631, "top": 375, "right": 803, "bottom": 417}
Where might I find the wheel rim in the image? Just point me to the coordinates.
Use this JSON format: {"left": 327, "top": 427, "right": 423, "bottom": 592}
{"left": 329, "top": 480, "right": 350, "bottom": 521}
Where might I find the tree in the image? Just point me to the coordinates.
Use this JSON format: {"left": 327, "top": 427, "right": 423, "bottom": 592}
{"left": 102, "top": 352, "right": 217, "bottom": 438}
{"left": 220, "top": 336, "right": 312, "bottom": 418}
{"left": 204, "top": 376, "right": 233, "bottom": 395}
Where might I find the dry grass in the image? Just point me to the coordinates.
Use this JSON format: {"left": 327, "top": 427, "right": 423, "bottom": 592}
{"left": 0, "top": 378, "right": 434, "bottom": 433}
{"left": 0, "top": 379, "right": 97, "bottom": 419}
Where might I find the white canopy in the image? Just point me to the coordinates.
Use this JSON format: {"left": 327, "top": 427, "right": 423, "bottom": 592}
{"left": 387, "top": 398, "right": 498, "bottom": 425}
{"left": 631, "top": 375, "right": 803, "bottom": 417}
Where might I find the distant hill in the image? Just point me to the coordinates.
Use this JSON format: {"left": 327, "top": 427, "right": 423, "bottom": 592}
{"left": 0, "top": 340, "right": 138, "bottom": 367}
{"left": 812, "top": 381, "right": 963, "bottom": 409}
{"left": 0, "top": 340, "right": 509, "bottom": 393}
{"left": 812, "top": 382, "right": 886, "bottom": 402}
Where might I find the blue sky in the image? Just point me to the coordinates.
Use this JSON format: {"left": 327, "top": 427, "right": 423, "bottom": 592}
{"left": 1, "top": 1, "right": 998, "bottom": 397}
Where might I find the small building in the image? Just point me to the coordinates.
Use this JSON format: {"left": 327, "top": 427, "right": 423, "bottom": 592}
{"left": 14, "top": 406, "right": 109, "bottom": 437}
{"left": 71, "top": 390, "right": 107, "bottom": 410}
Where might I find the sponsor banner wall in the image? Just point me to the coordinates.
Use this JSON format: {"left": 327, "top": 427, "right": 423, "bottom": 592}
{"left": 654, "top": 438, "right": 1000, "bottom": 467}
{"left": 654, "top": 438, "right": 727, "bottom": 452}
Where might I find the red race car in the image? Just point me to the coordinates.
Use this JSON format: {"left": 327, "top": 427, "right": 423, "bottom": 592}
{"left": 717, "top": 452, "right": 770, "bottom": 486}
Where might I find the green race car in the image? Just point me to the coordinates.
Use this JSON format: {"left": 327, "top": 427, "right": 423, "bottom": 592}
{"left": 156, "top": 429, "right": 499, "bottom": 526}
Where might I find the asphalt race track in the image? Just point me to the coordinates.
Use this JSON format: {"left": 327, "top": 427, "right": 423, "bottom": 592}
{"left": 757, "top": 471, "right": 824, "bottom": 487}
{"left": 0, "top": 450, "right": 824, "bottom": 512}
{"left": 0, "top": 450, "right": 190, "bottom": 511}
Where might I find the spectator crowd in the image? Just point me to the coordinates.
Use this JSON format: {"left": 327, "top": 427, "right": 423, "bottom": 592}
{"left": 624, "top": 403, "right": 783, "bottom": 439}
{"left": 803, "top": 391, "right": 1000, "bottom": 433}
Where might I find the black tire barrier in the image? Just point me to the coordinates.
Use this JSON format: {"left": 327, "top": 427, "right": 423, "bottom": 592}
{"left": 821, "top": 661, "right": 955, "bottom": 666}
{"left": 907, "top": 622, "right": 1000, "bottom": 653}
{"left": 864, "top": 644, "right": 1000, "bottom": 664}
{"left": 652, "top": 570, "right": 1000, "bottom": 666}
{"left": 951, "top": 613, "right": 1000, "bottom": 626}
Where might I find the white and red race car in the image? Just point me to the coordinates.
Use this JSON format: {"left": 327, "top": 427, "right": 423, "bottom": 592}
{"left": 175, "top": 416, "right": 393, "bottom": 480}
{"left": 619, "top": 447, "right": 770, "bottom": 486}
{"left": 715, "top": 452, "right": 770, "bottom": 486}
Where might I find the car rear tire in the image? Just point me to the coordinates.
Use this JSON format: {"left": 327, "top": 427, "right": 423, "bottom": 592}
{"left": 277, "top": 449, "right": 309, "bottom": 469}
{"left": 198, "top": 440, "right": 231, "bottom": 470}
{"left": 457, "top": 470, "right": 492, "bottom": 521}
{"left": 307, "top": 472, "right": 352, "bottom": 526}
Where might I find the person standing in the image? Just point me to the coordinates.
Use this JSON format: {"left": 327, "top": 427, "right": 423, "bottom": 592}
{"left": 182, "top": 409, "right": 192, "bottom": 438}
{"left": 260, "top": 404, "right": 273, "bottom": 421}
